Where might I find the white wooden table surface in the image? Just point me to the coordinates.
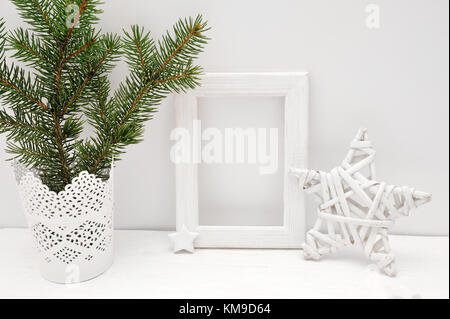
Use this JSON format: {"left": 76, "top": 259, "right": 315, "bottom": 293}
{"left": 0, "top": 229, "right": 448, "bottom": 299}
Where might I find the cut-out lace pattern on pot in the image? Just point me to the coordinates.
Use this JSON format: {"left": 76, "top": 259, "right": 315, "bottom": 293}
{"left": 18, "top": 170, "right": 111, "bottom": 220}
{"left": 13, "top": 161, "right": 114, "bottom": 270}
{"left": 96, "top": 234, "right": 112, "bottom": 252}
{"left": 53, "top": 247, "right": 82, "bottom": 264}
{"left": 66, "top": 221, "right": 107, "bottom": 248}
{"left": 31, "top": 222, "right": 63, "bottom": 251}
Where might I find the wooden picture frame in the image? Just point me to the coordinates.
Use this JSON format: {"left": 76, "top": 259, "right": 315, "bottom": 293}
{"left": 174, "top": 72, "right": 309, "bottom": 248}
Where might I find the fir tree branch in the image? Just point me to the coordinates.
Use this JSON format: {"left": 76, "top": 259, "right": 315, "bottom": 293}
{"left": 61, "top": 42, "right": 116, "bottom": 116}
{"left": 55, "top": 0, "right": 90, "bottom": 94}
{"left": 0, "top": 66, "right": 50, "bottom": 111}
{"left": 153, "top": 25, "right": 199, "bottom": 79}
{"left": 0, "top": 19, "right": 6, "bottom": 61}
{"left": 136, "top": 40, "right": 147, "bottom": 71}
{"left": 7, "top": 140, "right": 53, "bottom": 164}
{"left": 87, "top": 16, "right": 209, "bottom": 175}
{"left": 1, "top": 4, "right": 209, "bottom": 192}
{"left": 18, "top": 148, "right": 51, "bottom": 158}
{"left": 57, "top": 0, "right": 90, "bottom": 73}
{"left": 10, "top": 0, "right": 59, "bottom": 40}
{"left": 98, "top": 85, "right": 106, "bottom": 121}
{"left": 62, "top": 37, "right": 97, "bottom": 65}
{"left": 50, "top": 1, "right": 96, "bottom": 187}
{"left": 31, "top": 0, "right": 54, "bottom": 33}
{"left": 91, "top": 146, "right": 112, "bottom": 175}
{"left": 11, "top": 38, "right": 43, "bottom": 60}
{"left": 52, "top": 113, "right": 71, "bottom": 184}
{"left": 122, "top": 25, "right": 155, "bottom": 79}
{"left": 51, "top": 1, "right": 104, "bottom": 185}
{"left": 117, "top": 18, "right": 207, "bottom": 131}
{"left": 15, "top": 42, "right": 44, "bottom": 59}
{"left": 154, "top": 71, "right": 195, "bottom": 85}
{"left": 0, "top": 114, "right": 49, "bottom": 137}
{"left": 6, "top": 28, "right": 55, "bottom": 79}
{"left": 65, "top": 0, "right": 88, "bottom": 41}
{"left": 0, "top": 78, "right": 47, "bottom": 109}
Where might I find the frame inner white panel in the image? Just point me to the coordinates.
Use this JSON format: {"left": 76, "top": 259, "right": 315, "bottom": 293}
{"left": 197, "top": 96, "right": 285, "bottom": 227}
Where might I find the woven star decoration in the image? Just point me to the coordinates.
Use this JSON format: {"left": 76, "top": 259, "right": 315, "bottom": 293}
{"left": 290, "top": 128, "right": 431, "bottom": 276}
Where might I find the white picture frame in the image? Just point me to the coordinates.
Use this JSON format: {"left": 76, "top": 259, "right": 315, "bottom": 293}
{"left": 174, "top": 72, "right": 309, "bottom": 248}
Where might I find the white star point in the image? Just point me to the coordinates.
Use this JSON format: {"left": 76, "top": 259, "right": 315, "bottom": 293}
{"left": 168, "top": 225, "right": 199, "bottom": 253}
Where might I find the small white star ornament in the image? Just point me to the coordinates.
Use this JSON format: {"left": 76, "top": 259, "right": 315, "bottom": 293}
{"left": 168, "top": 224, "right": 199, "bottom": 253}
{"left": 291, "top": 128, "right": 432, "bottom": 276}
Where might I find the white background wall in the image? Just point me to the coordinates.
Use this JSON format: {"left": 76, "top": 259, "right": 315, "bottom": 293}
{"left": 0, "top": 0, "right": 448, "bottom": 235}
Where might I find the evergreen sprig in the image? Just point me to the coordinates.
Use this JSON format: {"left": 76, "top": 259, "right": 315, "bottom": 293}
{"left": 0, "top": 0, "right": 209, "bottom": 192}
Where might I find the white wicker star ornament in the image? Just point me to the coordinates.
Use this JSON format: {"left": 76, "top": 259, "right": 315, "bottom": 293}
{"left": 169, "top": 224, "right": 199, "bottom": 253}
{"left": 290, "top": 128, "right": 431, "bottom": 276}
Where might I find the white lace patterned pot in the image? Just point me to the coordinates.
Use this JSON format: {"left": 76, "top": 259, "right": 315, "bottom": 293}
{"left": 13, "top": 162, "right": 114, "bottom": 284}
